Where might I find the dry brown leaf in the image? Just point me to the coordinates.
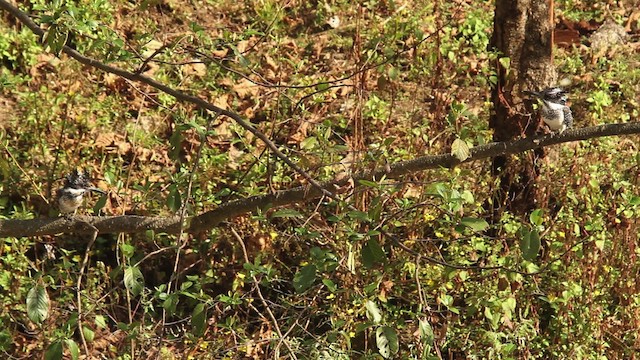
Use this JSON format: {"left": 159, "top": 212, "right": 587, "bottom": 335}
{"left": 264, "top": 54, "right": 278, "bottom": 71}
{"left": 264, "top": 69, "right": 278, "bottom": 81}
{"left": 144, "top": 62, "right": 159, "bottom": 76}
{"left": 94, "top": 132, "right": 117, "bottom": 149}
{"left": 233, "top": 78, "right": 259, "bottom": 99}
{"left": 103, "top": 73, "right": 119, "bottom": 86}
{"left": 142, "top": 39, "right": 163, "bottom": 59}
{"left": 183, "top": 62, "right": 207, "bottom": 77}
{"left": 227, "top": 145, "right": 243, "bottom": 170}
{"left": 403, "top": 184, "right": 423, "bottom": 198}
{"left": 236, "top": 40, "right": 250, "bottom": 53}
{"left": 211, "top": 48, "right": 229, "bottom": 58}
{"left": 213, "top": 93, "right": 230, "bottom": 110}
{"left": 288, "top": 118, "right": 315, "bottom": 144}
{"left": 212, "top": 119, "right": 233, "bottom": 141}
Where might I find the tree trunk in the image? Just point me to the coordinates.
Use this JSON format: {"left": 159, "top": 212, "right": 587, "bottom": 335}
{"left": 489, "top": 0, "right": 556, "bottom": 215}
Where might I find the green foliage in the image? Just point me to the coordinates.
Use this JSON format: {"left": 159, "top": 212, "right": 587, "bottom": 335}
{"left": 1, "top": 0, "right": 639, "bottom": 358}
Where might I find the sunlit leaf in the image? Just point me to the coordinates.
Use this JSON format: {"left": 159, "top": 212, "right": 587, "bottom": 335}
{"left": 124, "top": 266, "right": 144, "bottom": 296}
{"left": 82, "top": 326, "right": 95, "bottom": 342}
{"left": 95, "top": 315, "right": 107, "bottom": 329}
{"left": 529, "top": 209, "right": 544, "bottom": 226}
{"left": 460, "top": 217, "right": 489, "bottom": 232}
{"left": 376, "top": 326, "right": 399, "bottom": 359}
{"left": 499, "top": 56, "right": 511, "bottom": 70}
{"left": 451, "top": 138, "right": 470, "bottom": 161}
{"left": 65, "top": 339, "right": 79, "bottom": 360}
{"left": 365, "top": 300, "right": 382, "bottom": 324}
{"left": 419, "top": 318, "right": 434, "bottom": 344}
{"left": 26, "top": 284, "right": 49, "bottom": 324}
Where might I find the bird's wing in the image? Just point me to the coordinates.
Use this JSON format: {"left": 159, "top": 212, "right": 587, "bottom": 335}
{"left": 563, "top": 106, "right": 573, "bottom": 128}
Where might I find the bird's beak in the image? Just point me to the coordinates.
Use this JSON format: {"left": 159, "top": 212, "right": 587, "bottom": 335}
{"left": 87, "top": 187, "right": 106, "bottom": 195}
{"left": 523, "top": 90, "right": 542, "bottom": 98}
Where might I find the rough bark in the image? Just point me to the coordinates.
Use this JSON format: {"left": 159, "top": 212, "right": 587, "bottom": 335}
{"left": 490, "top": 0, "right": 556, "bottom": 215}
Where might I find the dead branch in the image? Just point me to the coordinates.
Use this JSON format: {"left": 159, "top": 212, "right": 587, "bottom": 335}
{"left": 1, "top": 122, "right": 639, "bottom": 237}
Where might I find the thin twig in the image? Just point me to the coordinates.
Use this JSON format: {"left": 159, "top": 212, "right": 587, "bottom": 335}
{"left": 2, "top": 144, "right": 48, "bottom": 204}
{"left": 230, "top": 227, "right": 298, "bottom": 359}
{"left": 76, "top": 223, "right": 99, "bottom": 357}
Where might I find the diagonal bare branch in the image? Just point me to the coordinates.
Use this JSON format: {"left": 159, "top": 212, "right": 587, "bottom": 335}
{"left": 0, "top": 0, "right": 341, "bottom": 203}
{"left": 1, "top": 122, "right": 639, "bottom": 237}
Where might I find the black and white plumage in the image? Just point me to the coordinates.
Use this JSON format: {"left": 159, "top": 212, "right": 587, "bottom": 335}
{"left": 524, "top": 87, "right": 573, "bottom": 133}
{"left": 56, "top": 169, "right": 105, "bottom": 214}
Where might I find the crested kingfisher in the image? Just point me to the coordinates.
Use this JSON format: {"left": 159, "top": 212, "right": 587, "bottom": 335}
{"left": 57, "top": 169, "right": 105, "bottom": 215}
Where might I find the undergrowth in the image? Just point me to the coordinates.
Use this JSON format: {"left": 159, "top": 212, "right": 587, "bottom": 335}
{"left": 0, "top": 0, "right": 639, "bottom": 359}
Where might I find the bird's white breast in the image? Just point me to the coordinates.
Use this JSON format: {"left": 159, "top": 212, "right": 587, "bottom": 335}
{"left": 542, "top": 102, "right": 566, "bottom": 131}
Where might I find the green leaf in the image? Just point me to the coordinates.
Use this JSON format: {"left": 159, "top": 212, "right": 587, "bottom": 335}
{"left": 388, "top": 66, "right": 399, "bottom": 80}
{"left": 93, "top": 194, "right": 107, "bottom": 213}
{"left": 95, "top": 315, "right": 107, "bottom": 329}
{"left": 419, "top": 318, "right": 434, "bottom": 344}
{"left": 365, "top": 300, "right": 382, "bottom": 324}
{"left": 322, "top": 279, "right": 337, "bottom": 292}
{"left": 358, "top": 179, "right": 379, "bottom": 188}
{"left": 124, "top": 266, "right": 145, "bottom": 296}
{"left": 44, "top": 340, "right": 63, "bottom": 360}
{"left": 376, "top": 326, "right": 399, "bottom": 359}
{"left": 519, "top": 228, "right": 541, "bottom": 261}
{"left": 166, "top": 186, "right": 182, "bottom": 212}
{"left": 460, "top": 217, "right": 489, "bottom": 232}
{"left": 82, "top": 326, "right": 95, "bottom": 342}
{"left": 180, "top": 281, "right": 193, "bottom": 291}
{"left": 191, "top": 303, "right": 206, "bottom": 337}
{"left": 451, "top": 138, "right": 470, "bottom": 161}
{"left": 162, "top": 293, "right": 179, "bottom": 314}
{"left": 460, "top": 190, "right": 474, "bottom": 204}
{"left": 64, "top": 339, "right": 79, "bottom": 360}
{"left": 347, "top": 210, "right": 371, "bottom": 221}
{"left": 529, "top": 209, "right": 544, "bottom": 226}
{"left": 43, "top": 26, "right": 69, "bottom": 56}
{"left": 361, "top": 238, "right": 386, "bottom": 268}
{"left": 629, "top": 196, "right": 640, "bottom": 206}
{"left": 231, "top": 44, "right": 250, "bottom": 67}
{"left": 300, "top": 136, "right": 318, "bottom": 150}
{"left": 293, "top": 264, "right": 316, "bottom": 293}
{"left": 26, "top": 284, "right": 49, "bottom": 324}
{"left": 270, "top": 209, "right": 303, "bottom": 218}
{"left": 120, "top": 243, "right": 135, "bottom": 260}
{"left": 499, "top": 56, "right": 511, "bottom": 70}
{"left": 426, "top": 182, "right": 449, "bottom": 199}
